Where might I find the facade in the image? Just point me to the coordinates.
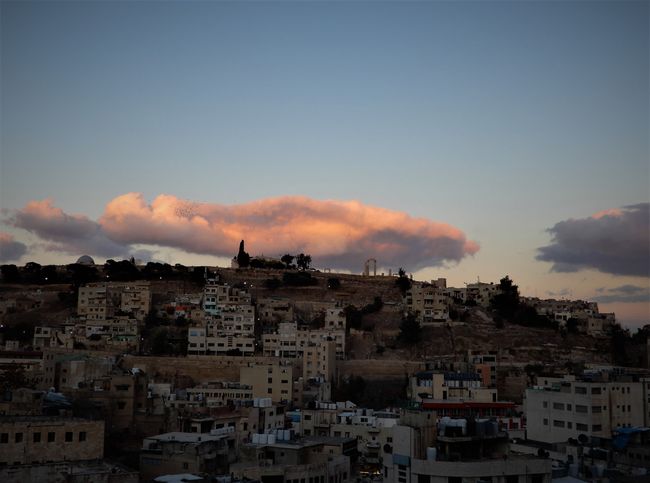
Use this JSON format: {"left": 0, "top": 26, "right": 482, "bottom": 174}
{"left": 263, "top": 322, "right": 346, "bottom": 360}
{"left": 404, "top": 283, "right": 449, "bottom": 323}
{"left": 384, "top": 410, "right": 551, "bottom": 483}
{"left": 232, "top": 437, "right": 353, "bottom": 483}
{"left": 525, "top": 373, "right": 647, "bottom": 444}
{"left": 140, "top": 432, "right": 232, "bottom": 481}
{"left": 0, "top": 416, "right": 104, "bottom": 466}
{"left": 240, "top": 363, "right": 296, "bottom": 403}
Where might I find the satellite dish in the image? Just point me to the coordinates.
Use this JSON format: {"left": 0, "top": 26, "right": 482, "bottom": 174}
{"left": 578, "top": 434, "right": 588, "bottom": 445}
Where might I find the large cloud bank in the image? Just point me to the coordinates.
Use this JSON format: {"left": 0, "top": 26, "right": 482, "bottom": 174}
{"left": 537, "top": 203, "right": 649, "bottom": 277}
{"left": 0, "top": 232, "right": 27, "bottom": 262}
{"left": 593, "top": 285, "right": 650, "bottom": 304}
{"left": 7, "top": 193, "right": 479, "bottom": 270}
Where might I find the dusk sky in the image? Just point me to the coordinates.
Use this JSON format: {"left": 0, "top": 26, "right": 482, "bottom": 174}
{"left": 1, "top": 1, "right": 648, "bottom": 327}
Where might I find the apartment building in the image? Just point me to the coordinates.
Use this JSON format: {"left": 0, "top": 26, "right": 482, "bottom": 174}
{"left": 240, "top": 363, "right": 296, "bottom": 403}
{"left": 257, "top": 297, "right": 295, "bottom": 324}
{"left": 404, "top": 283, "right": 449, "bottom": 323}
{"left": 202, "top": 280, "right": 251, "bottom": 315}
{"left": 525, "top": 372, "right": 647, "bottom": 444}
{"left": 263, "top": 322, "right": 346, "bottom": 360}
{"left": 303, "top": 339, "right": 336, "bottom": 382}
{"left": 0, "top": 416, "right": 104, "bottom": 466}
{"left": 184, "top": 381, "right": 254, "bottom": 407}
{"left": 383, "top": 410, "right": 551, "bottom": 483}
{"left": 231, "top": 436, "right": 353, "bottom": 483}
{"left": 32, "top": 325, "right": 74, "bottom": 351}
{"left": 408, "top": 371, "right": 497, "bottom": 403}
{"left": 140, "top": 432, "right": 233, "bottom": 481}
{"left": 77, "top": 282, "right": 151, "bottom": 321}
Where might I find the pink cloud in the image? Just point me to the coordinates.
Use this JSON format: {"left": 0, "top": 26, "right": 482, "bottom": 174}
{"left": 100, "top": 193, "right": 478, "bottom": 269}
{"left": 8, "top": 193, "right": 479, "bottom": 270}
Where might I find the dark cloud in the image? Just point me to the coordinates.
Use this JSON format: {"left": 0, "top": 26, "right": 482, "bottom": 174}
{"left": 7, "top": 199, "right": 148, "bottom": 260}
{"left": 592, "top": 284, "right": 650, "bottom": 304}
{"left": 537, "top": 203, "right": 650, "bottom": 277}
{"left": 0, "top": 232, "right": 28, "bottom": 262}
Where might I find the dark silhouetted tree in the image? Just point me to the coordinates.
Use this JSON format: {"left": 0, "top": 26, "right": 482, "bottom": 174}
{"left": 491, "top": 276, "right": 520, "bottom": 320}
{"left": 296, "top": 253, "right": 312, "bottom": 271}
{"left": 1, "top": 265, "right": 20, "bottom": 283}
{"left": 281, "top": 254, "right": 295, "bottom": 268}
{"left": 395, "top": 268, "right": 412, "bottom": 293}
{"left": 399, "top": 314, "right": 421, "bottom": 345}
{"left": 236, "top": 240, "right": 250, "bottom": 268}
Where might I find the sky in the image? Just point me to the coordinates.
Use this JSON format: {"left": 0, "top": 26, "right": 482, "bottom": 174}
{"left": 1, "top": 0, "right": 648, "bottom": 328}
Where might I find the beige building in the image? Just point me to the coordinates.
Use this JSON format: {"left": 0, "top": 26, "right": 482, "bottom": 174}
{"left": 404, "top": 283, "right": 449, "bottom": 323}
{"left": 0, "top": 416, "right": 104, "bottom": 466}
{"left": 33, "top": 325, "right": 74, "bottom": 351}
{"left": 240, "top": 363, "right": 296, "bottom": 403}
{"left": 77, "top": 282, "right": 151, "bottom": 321}
{"left": 303, "top": 339, "right": 337, "bottom": 382}
{"left": 263, "top": 322, "right": 346, "bottom": 360}
{"left": 408, "top": 371, "right": 497, "bottom": 403}
{"left": 183, "top": 381, "right": 254, "bottom": 407}
{"left": 525, "top": 373, "right": 647, "bottom": 444}
{"left": 257, "top": 297, "right": 295, "bottom": 324}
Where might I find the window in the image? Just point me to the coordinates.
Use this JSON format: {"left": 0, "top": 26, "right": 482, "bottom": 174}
{"left": 183, "top": 462, "right": 189, "bottom": 469}
{"left": 592, "top": 406, "right": 602, "bottom": 413}
{"left": 65, "top": 432, "right": 73, "bottom": 442}
{"left": 15, "top": 433, "right": 23, "bottom": 443}
{"left": 575, "top": 386, "right": 587, "bottom": 394}
{"left": 553, "top": 420, "right": 565, "bottom": 428}
{"left": 47, "top": 432, "right": 55, "bottom": 442}
{"left": 592, "top": 425, "right": 602, "bottom": 432}
{"left": 591, "top": 387, "right": 601, "bottom": 395}
{"left": 576, "top": 423, "right": 588, "bottom": 431}
{"left": 542, "top": 401, "right": 548, "bottom": 408}
{"left": 553, "top": 402, "right": 565, "bottom": 410}
{"left": 79, "top": 432, "right": 86, "bottom": 442}
{"left": 543, "top": 418, "right": 548, "bottom": 426}
{"left": 33, "top": 433, "right": 41, "bottom": 443}
{"left": 0, "top": 433, "right": 8, "bottom": 444}
{"left": 576, "top": 405, "right": 588, "bottom": 413}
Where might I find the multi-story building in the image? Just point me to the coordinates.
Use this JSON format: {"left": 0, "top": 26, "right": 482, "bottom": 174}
{"left": 303, "top": 339, "right": 336, "bottom": 382}
{"left": 78, "top": 282, "right": 151, "bottom": 321}
{"left": 240, "top": 363, "right": 296, "bottom": 403}
{"left": 404, "top": 283, "right": 449, "bottom": 323}
{"left": 263, "top": 322, "right": 346, "bottom": 360}
{"left": 0, "top": 416, "right": 104, "bottom": 466}
{"left": 202, "top": 280, "right": 251, "bottom": 315}
{"left": 525, "top": 372, "right": 647, "bottom": 444}
{"left": 183, "top": 381, "right": 254, "bottom": 407}
{"left": 408, "top": 371, "right": 497, "bottom": 403}
{"left": 231, "top": 435, "right": 353, "bottom": 483}
{"left": 32, "top": 325, "right": 74, "bottom": 351}
{"left": 383, "top": 410, "right": 551, "bottom": 483}
{"left": 330, "top": 409, "right": 400, "bottom": 465}
{"left": 257, "top": 297, "right": 295, "bottom": 324}
{"left": 140, "top": 431, "right": 233, "bottom": 481}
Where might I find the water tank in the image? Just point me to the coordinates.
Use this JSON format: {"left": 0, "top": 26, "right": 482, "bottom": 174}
{"left": 267, "top": 434, "right": 276, "bottom": 444}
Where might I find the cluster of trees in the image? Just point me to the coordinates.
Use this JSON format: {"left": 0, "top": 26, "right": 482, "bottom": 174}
{"left": 235, "top": 240, "right": 313, "bottom": 271}
{"left": 344, "top": 297, "right": 384, "bottom": 332}
{"left": 490, "top": 276, "right": 557, "bottom": 330}
{"left": 1, "top": 261, "right": 208, "bottom": 286}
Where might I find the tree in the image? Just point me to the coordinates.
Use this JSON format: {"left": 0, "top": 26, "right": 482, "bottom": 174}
{"left": 236, "top": 240, "right": 250, "bottom": 268}
{"left": 1, "top": 264, "right": 20, "bottom": 283}
{"left": 281, "top": 254, "right": 295, "bottom": 269}
{"left": 399, "top": 314, "right": 421, "bottom": 345}
{"left": 296, "top": 253, "right": 312, "bottom": 271}
{"left": 491, "top": 275, "right": 520, "bottom": 320}
{"left": 395, "top": 268, "right": 412, "bottom": 293}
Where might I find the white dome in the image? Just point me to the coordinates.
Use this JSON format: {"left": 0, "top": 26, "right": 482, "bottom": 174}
{"left": 76, "top": 255, "right": 95, "bottom": 265}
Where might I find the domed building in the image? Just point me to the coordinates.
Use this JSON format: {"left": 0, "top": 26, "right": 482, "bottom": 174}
{"left": 76, "top": 255, "right": 95, "bottom": 265}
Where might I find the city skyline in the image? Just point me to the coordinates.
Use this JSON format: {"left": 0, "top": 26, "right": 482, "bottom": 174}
{"left": 1, "top": 1, "right": 648, "bottom": 327}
